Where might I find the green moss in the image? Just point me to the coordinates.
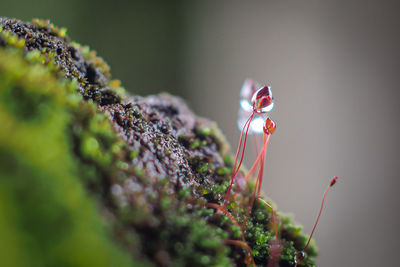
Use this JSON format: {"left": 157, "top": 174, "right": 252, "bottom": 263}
{"left": 190, "top": 138, "right": 201, "bottom": 149}
{"left": 0, "top": 49, "right": 138, "bottom": 267}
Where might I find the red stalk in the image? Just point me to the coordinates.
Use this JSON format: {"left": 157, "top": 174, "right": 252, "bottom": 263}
{"left": 206, "top": 203, "right": 244, "bottom": 236}
{"left": 243, "top": 133, "right": 271, "bottom": 228}
{"left": 245, "top": 134, "right": 271, "bottom": 181}
{"left": 295, "top": 176, "right": 338, "bottom": 266}
{"left": 223, "top": 112, "right": 255, "bottom": 206}
{"left": 304, "top": 176, "right": 338, "bottom": 251}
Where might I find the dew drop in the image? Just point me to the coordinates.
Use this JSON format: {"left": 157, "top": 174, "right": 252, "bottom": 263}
{"left": 251, "top": 86, "right": 274, "bottom": 113}
{"left": 297, "top": 251, "right": 305, "bottom": 261}
{"left": 237, "top": 79, "right": 276, "bottom": 135}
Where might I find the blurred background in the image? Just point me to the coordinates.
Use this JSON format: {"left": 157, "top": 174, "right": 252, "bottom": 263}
{"left": 3, "top": 0, "right": 399, "bottom": 266}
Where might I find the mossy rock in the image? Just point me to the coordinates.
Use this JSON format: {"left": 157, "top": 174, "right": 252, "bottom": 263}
{"left": 0, "top": 18, "right": 317, "bottom": 267}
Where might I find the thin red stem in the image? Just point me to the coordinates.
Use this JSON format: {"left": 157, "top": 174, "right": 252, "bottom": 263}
{"left": 243, "top": 133, "right": 270, "bottom": 228}
{"left": 245, "top": 134, "right": 270, "bottom": 181}
{"left": 304, "top": 176, "right": 338, "bottom": 251}
{"left": 252, "top": 132, "right": 259, "bottom": 158}
{"left": 233, "top": 113, "right": 254, "bottom": 177}
{"left": 233, "top": 115, "right": 252, "bottom": 173}
{"left": 223, "top": 115, "right": 250, "bottom": 205}
{"left": 223, "top": 112, "right": 254, "bottom": 205}
{"left": 296, "top": 176, "right": 338, "bottom": 266}
{"left": 256, "top": 150, "right": 265, "bottom": 201}
{"left": 206, "top": 203, "right": 244, "bottom": 236}
{"left": 243, "top": 165, "right": 261, "bottom": 228}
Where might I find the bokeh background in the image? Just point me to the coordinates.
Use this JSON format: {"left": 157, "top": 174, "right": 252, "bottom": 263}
{"left": 3, "top": 1, "right": 399, "bottom": 266}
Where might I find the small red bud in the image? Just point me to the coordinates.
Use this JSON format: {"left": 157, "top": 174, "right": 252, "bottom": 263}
{"left": 330, "top": 176, "right": 338, "bottom": 187}
{"left": 263, "top": 117, "right": 276, "bottom": 135}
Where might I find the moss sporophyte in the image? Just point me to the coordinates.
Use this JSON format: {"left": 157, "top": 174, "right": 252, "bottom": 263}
{"left": 207, "top": 79, "right": 338, "bottom": 266}
{"left": 0, "top": 17, "right": 338, "bottom": 267}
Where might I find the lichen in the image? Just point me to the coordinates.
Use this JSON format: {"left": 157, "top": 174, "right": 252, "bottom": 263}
{"left": 0, "top": 18, "right": 317, "bottom": 266}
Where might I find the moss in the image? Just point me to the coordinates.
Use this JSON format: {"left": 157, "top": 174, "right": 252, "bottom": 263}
{"left": 0, "top": 17, "right": 317, "bottom": 267}
{"left": 0, "top": 48, "right": 140, "bottom": 267}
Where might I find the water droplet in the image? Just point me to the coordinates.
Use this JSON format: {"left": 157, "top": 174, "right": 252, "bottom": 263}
{"left": 251, "top": 86, "right": 274, "bottom": 113}
{"left": 237, "top": 79, "right": 276, "bottom": 135}
{"left": 297, "top": 251, "right": 305, "bottom": 261}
